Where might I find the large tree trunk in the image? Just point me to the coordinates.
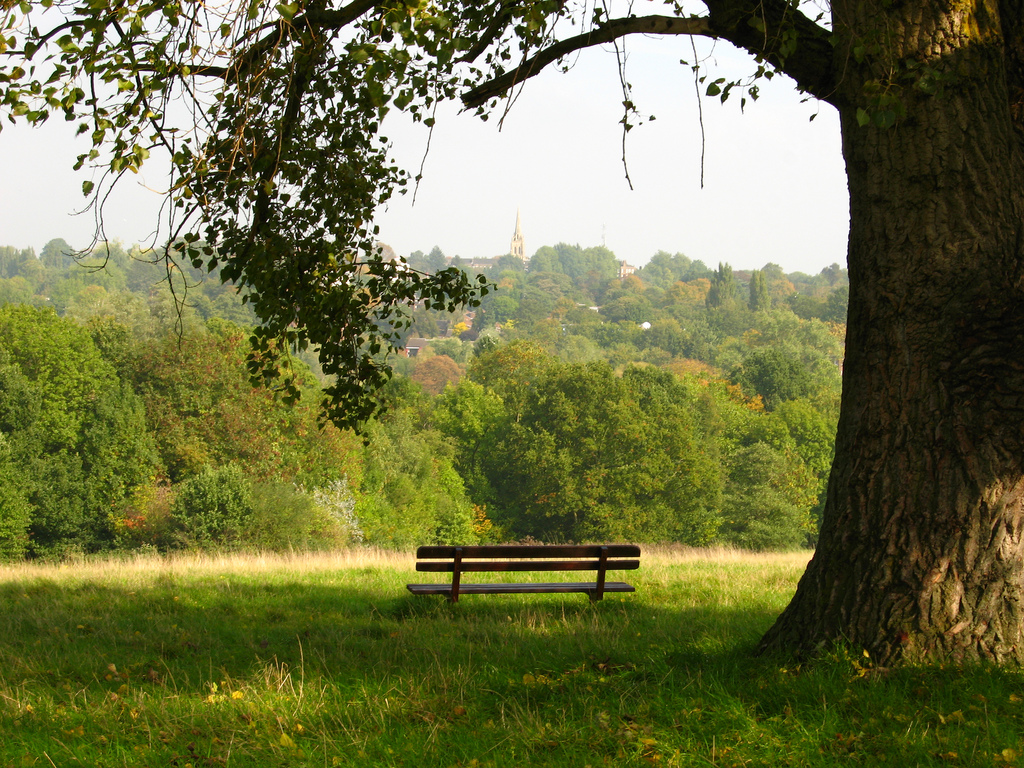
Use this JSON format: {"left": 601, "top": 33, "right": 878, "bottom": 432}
{"left": 758, "top": 0, "right": 1024, "bottom": 663}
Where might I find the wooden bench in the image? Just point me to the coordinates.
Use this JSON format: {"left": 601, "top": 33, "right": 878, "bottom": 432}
{"left": 406, "top": 544, "right": 640, "bottom": 602}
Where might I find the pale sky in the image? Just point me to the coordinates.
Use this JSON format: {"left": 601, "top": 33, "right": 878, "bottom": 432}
{"left": 0, "top": 32, "right": 849, "bottom": 276}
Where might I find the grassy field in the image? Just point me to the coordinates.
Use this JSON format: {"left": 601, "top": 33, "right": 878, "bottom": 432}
{"left": 1, "top": 546, "right": 1023, "bottom": 767}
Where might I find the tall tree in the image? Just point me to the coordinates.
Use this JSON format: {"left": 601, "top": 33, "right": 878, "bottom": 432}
{"left": 4, "top": 0, "right": 1024, "bottom": 663}
{"left": 748, "top": 270, "right": 770, "bottom": 312}
{"left": 486, "top": 362, "right": 721, "bottom": 543}
{"left": 706, "top": 263, "right": 738, "bottom": 309}
{"left": 39, "top": 238, "right": 75, "bottom": 270}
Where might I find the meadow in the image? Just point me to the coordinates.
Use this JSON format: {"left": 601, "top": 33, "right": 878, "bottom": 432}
{"left": 1, "top": 547, "right": 1022, "bottom": 767}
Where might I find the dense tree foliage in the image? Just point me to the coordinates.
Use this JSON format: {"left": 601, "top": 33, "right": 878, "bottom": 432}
{"left": 487, "top": 364, "right": 722, "bottom": 543}
{"left": 0, "top": 305, "right": 155, "bottom": 556}
{"left": 0, "top": 241, "right": 843, "bottom": 559}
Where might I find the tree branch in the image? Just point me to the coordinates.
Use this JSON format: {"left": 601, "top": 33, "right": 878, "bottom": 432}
{"left": 303, "top": 0, "right": 382, "bottom": 31}
{"left": 456, "top": 0, "right": 570, "bottom": 66}
{"left": 462, "top": 3, "right": 837, "bottom": 110}
{"left": 191, "top": 0, "right": 381, "bottom": 82}
{"left": 702, "top": 0, "right": 836, "bottom": 102}
{"left": 462, "top": 15, "right": 713, "bottom": 109}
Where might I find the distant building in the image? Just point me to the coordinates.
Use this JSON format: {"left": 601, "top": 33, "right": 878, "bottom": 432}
{"left": 618, "top": 260, "right": 637, "bottom": 279}
{"left": 465, "top": 257, "right": 500, "bottom": 271}
{"left": 403, "top": 338, "right": 429, "bottom": 357}
{"left": 510, "top": 209, "right": 526, "bottom": 264}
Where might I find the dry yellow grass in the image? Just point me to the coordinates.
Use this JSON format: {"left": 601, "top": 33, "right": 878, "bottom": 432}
{"left": 0, "top": 545, "right": 811, "bottom": 593}
{"left": 0, "top": 546, "right": 416, "bottom": 584}
{"left": 641, "top": 543, "right": 812, "bottom": 567}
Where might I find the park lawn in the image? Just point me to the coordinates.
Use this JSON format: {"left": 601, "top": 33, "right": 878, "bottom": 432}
{"left": 1, "top": 547, "right": 1022, "bottom": 767}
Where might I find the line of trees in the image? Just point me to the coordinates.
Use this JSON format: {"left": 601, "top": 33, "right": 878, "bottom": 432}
{"left": 0, "top": 239, "right": 845, "bottom": 558}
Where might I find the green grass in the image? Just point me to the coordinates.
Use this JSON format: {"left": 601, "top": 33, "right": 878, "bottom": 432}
{"left": 1, "top": 547, "right": 1023, "bottom": 767}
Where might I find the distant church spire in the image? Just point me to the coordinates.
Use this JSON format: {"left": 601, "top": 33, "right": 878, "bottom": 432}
{"left": 510, "top": 209, "right": 526, "bottom": 262}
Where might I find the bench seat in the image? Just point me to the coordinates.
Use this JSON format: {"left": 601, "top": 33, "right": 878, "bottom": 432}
{"left": 406, "top": 581, "right": 635, "bottom": 597}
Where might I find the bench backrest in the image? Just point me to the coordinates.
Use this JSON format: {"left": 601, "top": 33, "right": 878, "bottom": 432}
{"left": 414, "top": 544, "right": 641, "bottom": 573}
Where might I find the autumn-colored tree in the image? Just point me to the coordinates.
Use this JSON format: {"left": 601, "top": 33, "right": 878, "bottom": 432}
{"left": 410, "top": 354, "right": 463, "bottom": 396}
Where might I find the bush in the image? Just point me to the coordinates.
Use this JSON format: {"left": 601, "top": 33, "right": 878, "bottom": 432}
{"left": 310, "top": 478, "right": 364, "bottom": 546}
{"left": 170, "top": 464, "right": 253, "bottom": 549}
{"left": 126, "top": 475, "right": 365, "bottom": 553}
{"left": 112, "top": 483, "right": 176, "bottom": 551}
{"left": 246, "top": 482, "right": 318, "bottom": 551}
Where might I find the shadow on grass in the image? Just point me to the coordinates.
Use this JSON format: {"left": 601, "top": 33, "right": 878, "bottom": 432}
{"left": 3, "top": 571, "right": 1024, "bottom": 767}
{"left": 0, "top": 572, "right": 777, "bottom": 690}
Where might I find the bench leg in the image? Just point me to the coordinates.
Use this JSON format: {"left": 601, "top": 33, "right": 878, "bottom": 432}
{"left": 592, "top": 546, "right": 608, "bottom": 602}
{"left": 449, "top": 547, "right": 463, "bottom": 603}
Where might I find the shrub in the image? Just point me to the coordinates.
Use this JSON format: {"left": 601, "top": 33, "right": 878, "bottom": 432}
{"left": 170, "top": 464, "right": 253, "bottom": 549}
{"left": 246, "top": 482, "right": 318, "bottom": 551}
{"left": 112, "top": 483, "right": 176, "bottom": 551}
{"left": 310, "top": 478, "right": 364, "bottom": 546}
{"left": 0, "top": 436, "right": 30, "bottom": 561}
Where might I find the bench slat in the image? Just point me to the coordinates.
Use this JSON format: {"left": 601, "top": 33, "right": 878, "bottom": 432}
{"left": 415, "top": 544, "right": 640, "bottom": 559}
{"left": 416, "top": 559, "right": 640, "bottom": 573}
{"left": 406, "top": 582, "right": 635, "bottom": 596}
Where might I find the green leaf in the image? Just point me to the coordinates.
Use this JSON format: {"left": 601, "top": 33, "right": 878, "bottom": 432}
{"left": 874, "top": 109, "right": 897, "bottom": 129}
{"left": 856, "top": 108, "right": 871, "bottom": 127}
{"left": 276, "top": 2, "right": 298, "bottom": 21}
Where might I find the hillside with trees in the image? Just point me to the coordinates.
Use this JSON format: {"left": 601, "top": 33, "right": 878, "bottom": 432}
{"left": 0, "top": 238, "right": 845, "bottom": 559}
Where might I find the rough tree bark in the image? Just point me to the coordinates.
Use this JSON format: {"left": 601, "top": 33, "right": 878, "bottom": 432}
{"left": 757, "top": 0, "right": 1024, "bottom": 663}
